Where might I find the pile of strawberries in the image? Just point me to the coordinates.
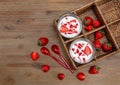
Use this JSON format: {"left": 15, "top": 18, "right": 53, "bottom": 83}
{"left": 83, "top": 16, "right": 112, "bottom": 52}
{"left": 84, "top": 16, "right": 101, "bottom": 31}
{"left": 30, "top": 37, "right": 101, "bottom": 81}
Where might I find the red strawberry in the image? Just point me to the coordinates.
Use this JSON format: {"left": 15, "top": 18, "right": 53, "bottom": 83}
{"left": 76, "top": 72, "right": 85, "bottom": 81}
{"left": 84, "top": 46, "right": 92, "bottom": 56}
{"left": 95, "top": 31, "right": 104, "bottom": 39}
{"left": 85, "top": 25, "right": 93, "bottom": 31}
{"left": 93, "top": 20, "right": 101, "bottom": 28}
{"left": 102, "top": 43, "right": 112, "bottom": 52}
{"left": 38, "top": 37, "right": 49, "bottom": 46}
{"left": 57, "top": 73, "right": 65, "bottom": 80}
{"left": 84, "top": 16, "right": 93, "bottom": 26}
{"left": 41, "top": 64, "right": 50, "bottom": 72}
{"left": 60, "top": 25, "right": 68, "bottom": 33}
{"left": 93, "top": 39, "right": 101, "bottom": 49}
{"left": 89, "top": 65, "right": 100, "bottom": 74}
{"left": 30, "top": 52, "right": 39, "bottom": 61}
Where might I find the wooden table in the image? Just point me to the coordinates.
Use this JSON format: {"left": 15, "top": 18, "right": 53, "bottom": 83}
{"left": 0, "top": 0, "right": 120, "bottom": 85}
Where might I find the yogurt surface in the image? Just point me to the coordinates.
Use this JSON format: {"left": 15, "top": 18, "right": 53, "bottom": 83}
{"left": 69, "top": 38, "right": 95, "bottom": 64}
{"left": 57, "top": 14, "right": 82, "bottom": 38}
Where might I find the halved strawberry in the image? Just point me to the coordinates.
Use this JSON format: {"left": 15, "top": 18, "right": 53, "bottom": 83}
{"left": 60, "top": 25, "right": 68, "bottom": 33}
{"left": 83, "top": 46, "right": 92, "bottom": 56}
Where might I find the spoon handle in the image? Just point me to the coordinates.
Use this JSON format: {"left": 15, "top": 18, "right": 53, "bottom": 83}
{"left": 59, "top": 54, "right": 74, "bottom": 73}
{"left": 50, "top": 55, "right": 68, "bottom": 69}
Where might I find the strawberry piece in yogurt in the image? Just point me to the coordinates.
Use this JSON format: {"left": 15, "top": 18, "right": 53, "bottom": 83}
{"left": 83, "top": 45, "right": 92, "bottom": 56}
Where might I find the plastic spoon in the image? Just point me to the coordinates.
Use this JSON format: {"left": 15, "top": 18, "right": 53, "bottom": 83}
{"left": 40, "top": 47, "right": 68, "bottom": 69}
{"left": 51, "top": 44, "right": 74, "bottom": 73}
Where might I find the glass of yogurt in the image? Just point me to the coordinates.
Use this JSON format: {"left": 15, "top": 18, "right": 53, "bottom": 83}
{"left": 69, "top": 38, "right": 96, "bottom": 64}
{"left": 57, "top": 13, "right": 82, "bottom": 38}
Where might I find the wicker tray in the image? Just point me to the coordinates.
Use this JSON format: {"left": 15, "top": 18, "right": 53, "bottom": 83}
{"left": 54, "top": 0, "right": 120, "bottom": 69}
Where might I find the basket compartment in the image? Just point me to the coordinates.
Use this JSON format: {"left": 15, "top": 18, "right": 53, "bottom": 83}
{"left": 74, "top": 4, "right": 105, "bottom": 34}
{"left": 109, "top": 20, "right": 120, "bottom": 47}
{"left": 97, "top": 0, "right": 120, "bottom": 23}
{"left": 87, "top": 28, "right": 117, "bottom": 58}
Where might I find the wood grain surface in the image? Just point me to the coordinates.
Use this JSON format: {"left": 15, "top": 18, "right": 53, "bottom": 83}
{"left": 0, "top": 0, "right": 120, "bottom": 85}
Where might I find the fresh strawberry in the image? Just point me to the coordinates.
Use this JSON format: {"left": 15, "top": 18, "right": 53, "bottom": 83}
{"left": 84, "top": 16, "right": 93, "bottom": 26}
{"left": 85, "top": 25, "right": 93, "bottom": 31}
{"left": 38, "top": 37, "right": 49, "bottom": 46}
{"left": 30, "top": 52, "right": 39, "bottom": 61}
{"left": 41, "top": 64, "right": 50, "bottom": 72}
{"left": 57, "top": 73, "right": 65, "bottom": 80}
{"left": 93, "top": 20, "right": 101, "bottom": 28}
{"left": 89, "top": 65, "right": 100, "bottom": 74}
{"left": 102, "top": 43, "right": 112, "bottom": 52}
{"left": 84, "top": 46, "right": 92, "bottom": 56}
{"left": 95, "top": 31, "right": 104, "bottom": 39}
{"left": 76, "top": 72, "right": 85, "bottom": 81}
{"left": 93, "top": 39, "right": 101, "bottom": 49}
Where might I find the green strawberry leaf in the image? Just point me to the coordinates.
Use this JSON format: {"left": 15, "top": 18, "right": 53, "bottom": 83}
{"left": 100, "top": 30, "right": 105, "bottom": 35}
{"left": 96, "top": 66, "right": 100, "bottom": 71}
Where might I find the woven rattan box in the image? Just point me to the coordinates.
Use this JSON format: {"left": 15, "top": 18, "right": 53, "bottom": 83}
{"left": 54, "top": 0, "right": 120, "bottom": 69}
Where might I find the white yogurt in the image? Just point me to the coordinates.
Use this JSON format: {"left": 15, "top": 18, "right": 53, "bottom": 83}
{"left": 69, "top": 38, "right": 95, "bottom": 64}
{"left": 57, "top": 13, "right": 82, "bottom": 38}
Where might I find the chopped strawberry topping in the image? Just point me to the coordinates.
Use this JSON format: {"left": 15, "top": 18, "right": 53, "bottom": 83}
{"left": 71, "top": 19, "right": 76, "bottom": 23}
{"left": 67, "top": 22, "right": 70, "bottom": 25}
{"left": 79, "top": 52, "right": 82, "bottom": 56}
{"left": 69, "top": 24, "right": 73, "bottom": 28}
{"left": 83, "top": 58, "right": 86, "bottom": 63}
{"left": 76, "top": 49, "right": 79, "bottom": 53}
{"left": 72, "top": 48, "right": 75, "bottom": 51}
{"left": 78, "top": 43, "right": 82, "bottom": 49}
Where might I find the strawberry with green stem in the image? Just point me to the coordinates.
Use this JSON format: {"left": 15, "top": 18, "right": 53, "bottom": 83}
{"left": 84, "top": 16, "right": 93, "bottom": 26}
{"left": 102, "top": 43, "right": 112, "bottom": 52}
{"left": 38, "top": 37, "right": 49, "bottom": 46}
{"left": 89, "top": 65, "right": 100, "bottom": 74}
{"left": 95, "top": 30, "right": 105, "bottom": 40}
